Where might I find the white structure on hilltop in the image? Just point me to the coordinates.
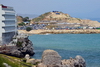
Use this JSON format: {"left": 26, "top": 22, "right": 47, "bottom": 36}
{"left": 0, "top": 4, "right": 17, "bottom": 45}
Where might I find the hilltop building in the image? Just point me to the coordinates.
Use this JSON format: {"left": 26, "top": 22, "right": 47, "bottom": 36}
{"left": 0, "top": 4, "right": 17, "bottom": 45}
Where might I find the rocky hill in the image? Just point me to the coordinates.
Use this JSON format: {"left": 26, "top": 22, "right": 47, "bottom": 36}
{"left": 32, "top": 11, "right": 100, "bottom": 27}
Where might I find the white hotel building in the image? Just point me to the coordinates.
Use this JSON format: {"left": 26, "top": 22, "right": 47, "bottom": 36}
{"left": 0, "top": 4, "right": 17, "bottom": 45}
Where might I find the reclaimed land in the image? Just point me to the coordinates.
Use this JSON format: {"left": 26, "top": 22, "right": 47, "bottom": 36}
{"left": 18, "top": 29, "right": 100, "bottom": 34}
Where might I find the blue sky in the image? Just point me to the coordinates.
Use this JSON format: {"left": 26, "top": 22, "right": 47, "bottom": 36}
{"left": 0, "top": 0, "right": 100, "bottom": 18}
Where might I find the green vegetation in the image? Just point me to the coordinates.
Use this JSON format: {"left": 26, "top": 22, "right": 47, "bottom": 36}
{"left": 18, "top": 22, "right": 25, "bottom": 26}
{"left": 32, "top": 12, "right": 50, "bottom": 22}
{"left": 26, "top": 27, "right": 32, "bottom": 31}
{"left": 96, "top": 28, "right": 100, "bottom": 29}
{"left": 76, "top": 18, "right": 81, "bottom": 21}
{"left": 0, "top": 54, "right": 33, "bottom": 67}
{"left": 17, "top": 16, "right": 30, "bottom": 26}
{"left": 16, "top": 41, "right": 23, "bottom": 47}
{"left": 23, "top": 17, "right": 29, "bottom": 22}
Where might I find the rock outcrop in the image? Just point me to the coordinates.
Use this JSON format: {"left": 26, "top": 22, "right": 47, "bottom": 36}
{"left": 42, "top": 50, "right": 61, "bottom": 65}
{"left": 37, "top": 49, "right": 86, "bottom": 67}
{"left": 25, "top": 54, "right": 30, "bottom": 59}
{"left": 7, "top": 34, "right": 35, "bottom": 58}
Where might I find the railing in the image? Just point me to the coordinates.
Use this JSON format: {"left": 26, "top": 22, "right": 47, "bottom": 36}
{"left": 2, "top": 27, "right": 16, "bottom": 33}
{"left": 2, "top": 23, "right": 15, "bottom": 27}
{"left": 2, "top": 8, "right": 14, "bottom": 11}
{"left": 1, "top": 16, "right": 16, "bottom": 21}
{"left": 3, "top": 12, "right": 15, "bottom": 15}
{"left": 2, "top": 15, "right": 15, "bottom": 19}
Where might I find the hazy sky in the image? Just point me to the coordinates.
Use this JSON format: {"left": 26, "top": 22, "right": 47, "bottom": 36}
{"left": 0, "top": 0, "right": 100, "bottom": 18}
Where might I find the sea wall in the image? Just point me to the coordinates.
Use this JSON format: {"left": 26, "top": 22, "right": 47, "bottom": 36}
{"left": 18, "top": 29, "right": 100, "bottom": 34}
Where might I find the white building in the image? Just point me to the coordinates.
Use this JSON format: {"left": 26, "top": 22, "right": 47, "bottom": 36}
{"left": 0, "top": 4, "right": 17, "bottom": 45}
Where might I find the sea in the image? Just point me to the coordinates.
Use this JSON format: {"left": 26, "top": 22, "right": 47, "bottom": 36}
{"left": 29, "top": 34, "right": 100, "bottom": 67}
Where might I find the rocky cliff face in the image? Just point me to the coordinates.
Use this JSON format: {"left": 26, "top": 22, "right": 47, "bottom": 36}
{"left": 10, "top": 34, "right": 35, "bottom": 57}
{"left": 0, "top": 34, "right": 35, "bottom": 58}
{"left": 10, "top": 37, "right": 35, "bottom": 57}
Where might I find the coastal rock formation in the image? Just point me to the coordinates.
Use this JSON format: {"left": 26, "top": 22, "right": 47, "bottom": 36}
{"left": 42, "top": 50, "right": 61, "bottom": 65}
{"left": 8, "top": 34, "right": 35, "bottom": 57}
{"left": 26, "top": 58, "right": 35, "bottom": 64}
{"left": 37, "top": 49, "right": 86, "bottom": 67}
{"left": 25, "top": 54, "right": 30, "bottom": 59}
{"left": 61, "top": 55, "right": 86, "bottom": 67}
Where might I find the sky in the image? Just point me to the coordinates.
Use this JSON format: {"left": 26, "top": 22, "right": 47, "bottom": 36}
{"left": 0, "top": 0, "right": 100, "bottom": 19}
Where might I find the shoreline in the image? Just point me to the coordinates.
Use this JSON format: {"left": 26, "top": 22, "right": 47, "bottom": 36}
{"left": 18, "top": 29, "right": 100, "bottom": 34}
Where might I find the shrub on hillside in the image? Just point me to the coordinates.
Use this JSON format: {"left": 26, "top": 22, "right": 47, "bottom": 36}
{"left": 16, "top": 41, "right": 23, "bottom": 47}
{"left": 18, "top": 22, "right": 25, "bottom": 26}
{"left": 26, "top": 27, "right": 32, "bottom": 31}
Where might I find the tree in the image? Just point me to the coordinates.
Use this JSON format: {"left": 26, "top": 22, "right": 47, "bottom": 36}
{"left": 23, "top": 17, "right": 29, "bottom": 22}
{"left": 18, "top": 22, "right": 25, "bottom": 26}
{"left": 26, "top": 27, "right": 32, "bottom": 31}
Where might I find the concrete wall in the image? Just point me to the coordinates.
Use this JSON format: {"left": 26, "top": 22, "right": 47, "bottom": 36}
{"left": 0, "top": 5, "right": 2, "bottom": 41}
{"left": 2, "top": 32, "right": 15, "bottom": 45}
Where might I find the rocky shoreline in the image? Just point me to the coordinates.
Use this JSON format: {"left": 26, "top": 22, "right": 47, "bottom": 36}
{"left": 0, "top": 34, "right": 35, "bottom": 58}
{"left": 0, "top": 33, "right": 86, "bottom": 67}
{"left": 25, "top": 49, "right": 86, "bottom": 67}
{"left": 18, "top": 29, "right": 100, "bottom": 34}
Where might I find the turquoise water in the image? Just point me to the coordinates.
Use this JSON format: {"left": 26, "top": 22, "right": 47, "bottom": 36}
{"left": 29, "top": 34, "right": 100, "bottom": 67}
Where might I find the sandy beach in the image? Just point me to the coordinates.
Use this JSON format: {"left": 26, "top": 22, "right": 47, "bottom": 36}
{"left": 18, "top": 29, "right": 100, "bottom": 34}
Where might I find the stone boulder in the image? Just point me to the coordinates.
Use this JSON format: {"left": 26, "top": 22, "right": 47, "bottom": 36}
{"left": 26, "top": 58, "right": 41, "bottom": 65}
{"left": 10, "top": 49, "right": 24, "bottom": 57}
{"left": 42, "top": 50, "right": 61, "bottom": 65}
{"left": 61, "top": 56, "right": 86, "bottom": 67}
{"left": 37, "top": 63, "right": 47, "bottom": 67}
{"left": 25, "top": 54, "right": 30, "bottom": 59}
{"left": 26, "top": 58, "right": 35, "bottom": 64}
{"left": 37, "top": 49, "right": 86, "bottom": 67}
{"left": 74, "top": 55, "right": 86, "bottom": 67}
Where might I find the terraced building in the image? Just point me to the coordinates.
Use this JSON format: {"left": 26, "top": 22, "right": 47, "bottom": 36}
{"left": 0, "top": 4, "right": 17, "bottom": 45}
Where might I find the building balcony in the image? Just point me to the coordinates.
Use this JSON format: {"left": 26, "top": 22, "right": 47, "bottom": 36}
{"left": 2, "top": 15, "right": 15, "bottom": 19}
{"left": 2, "top": 8, "right": 14, "bottom": 11}
{"left": 2, "top": 10, "right": 15, "bottom": 15}
{"left": 2, "top": 16, "right": 15, "bottom": 20}
{"left": 2, "top": 19, "right": 15, "bottom": 21}
{"left": 2, "top": 23, "right": 16, "bottom": 27}
{"left": 2, "top": 28, "right": 16, "bottom": 33}
{"left": 2, "top": 18, "right": 16, "bottom": 21}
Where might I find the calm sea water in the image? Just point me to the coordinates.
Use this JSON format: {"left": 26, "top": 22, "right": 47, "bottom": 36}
{"left": 29, "top": 34, "right": 100, "bottom": 67}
